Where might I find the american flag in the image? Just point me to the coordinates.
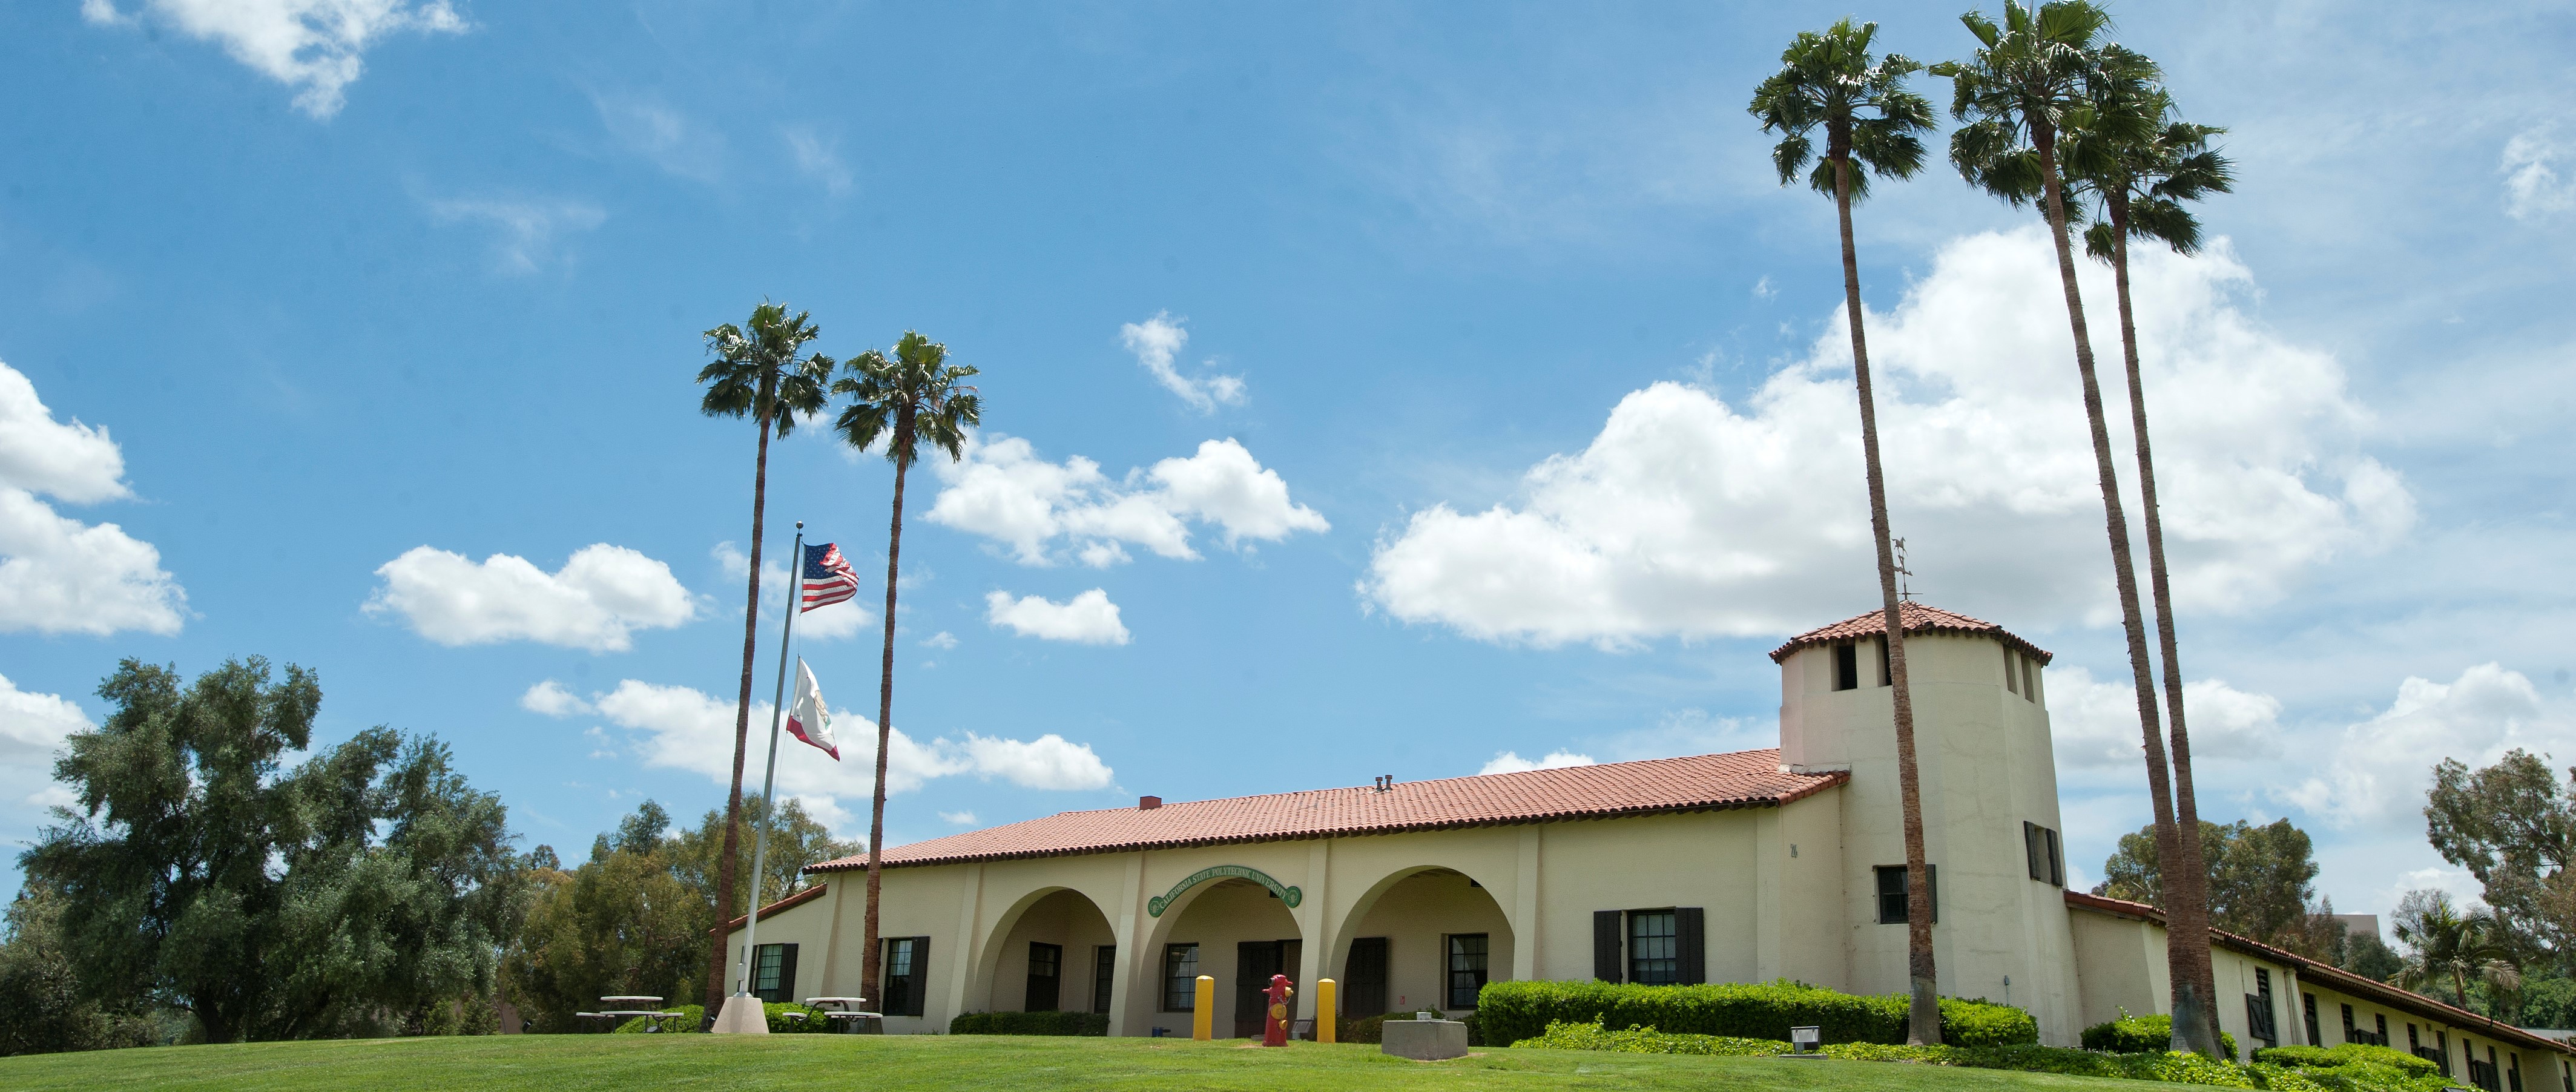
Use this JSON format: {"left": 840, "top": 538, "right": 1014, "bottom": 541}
{"left": 800, "top": 542, "right": 860, "bottom": 611}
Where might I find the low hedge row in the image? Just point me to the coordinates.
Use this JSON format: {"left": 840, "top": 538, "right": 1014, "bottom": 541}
{"left": 2084, "top": 1012, "right": 2239, "bottom": 1059}
{"left": 2252, "top": 1045, "right": 2439, "bottom": 1077}
{"left": 1475, "top": 979, "right": 2038, "bottom": 1048}
{"left": 947, "top": 1010, "right": 1110, "bottom": 1036}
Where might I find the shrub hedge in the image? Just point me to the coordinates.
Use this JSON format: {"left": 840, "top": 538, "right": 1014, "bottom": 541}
{"left": 1474, "top": 979, "right": 2038, "bottom": 1049}
{"left": 2083, "top": 1012, "right": 2238, "bottom": 1059}
{"left": 2252, "top": 1045, "right": 2439, "bottom": 1077}
{"left": 1516, "top": 1019, "right": 1790, "bottom": 1056}
{"left": 947, "top": 1010, "right": 1110, "bottom": 1036}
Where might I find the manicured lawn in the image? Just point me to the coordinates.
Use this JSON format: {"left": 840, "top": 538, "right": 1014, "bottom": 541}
{"left": 0, "top": 1033, "right": 2165, "bottom": 1091}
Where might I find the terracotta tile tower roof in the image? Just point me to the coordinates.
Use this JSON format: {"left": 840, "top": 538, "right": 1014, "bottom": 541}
{"left": 1768, "top": 602, "right": 2052, "bottom": 665}
{"left": 809, "top": 749, "right": 1845, "bottom": 872}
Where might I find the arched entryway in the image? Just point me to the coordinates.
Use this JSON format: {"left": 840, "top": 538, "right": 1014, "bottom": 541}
{"left": 982, "top": 887, "right": 1118, "bottom": 1016}
{"left": 1331, "top": 867, "right": 1516, "bottom": 1019}
{"left": 1139, "top": 877, "right": 1305, "bottom": 1038}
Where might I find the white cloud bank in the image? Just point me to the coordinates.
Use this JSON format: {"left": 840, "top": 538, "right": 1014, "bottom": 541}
{"left": 928, "top": 435, "right": 1327, "bottom": 567}
{"left": 2284, "top": 663, "right": 2572, "bottom": 832}
{"left": 367, "top": 544, "right": 695, "bottom": 652}
{"left": 426, "top": 197, "right": 605, "bottom": 274}
{"left": 0, "top": 673, "right": 91, "bottom": 781}
{"left": 1365, "top": 228, "right": 2412, "bottom": 648}
{"left": 84, "top": 0, "right": 467, "bottom": 119}
{"left": 710, "top": 542, "right": 870, "bottom": 641}
{"left": 2047, "top": 667, "right": 2285, "bottom": 769}
{"left": 530, "top": 678, "right": 1114, "bottom": 829}
{"left": 1478, "top": 749, "right": 1596, "bottom": 775}
{"left": 1121, "top": 312, "right": 1246, "bottom": 412}
{"left": 985, "top": 589, "right": 1130, "bottom": 645}
{"left": 2503, "top": 129, "right": 2576, "bottom": 221}
{"left": 0, "top": 361, "right": 184, "bottom": 637}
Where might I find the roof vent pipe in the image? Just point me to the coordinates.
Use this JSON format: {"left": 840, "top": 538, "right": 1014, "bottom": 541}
{"left": 1138, "top": 795, "right": 1162, "bottom": 810}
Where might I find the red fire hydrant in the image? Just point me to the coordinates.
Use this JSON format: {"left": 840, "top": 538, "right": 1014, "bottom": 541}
{"left": 1263, "top": 973, "right": 1294, "bottom": 1047}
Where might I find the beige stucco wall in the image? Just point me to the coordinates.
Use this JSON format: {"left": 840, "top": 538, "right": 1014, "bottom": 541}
{"left": 1339, "top": 869, "right": 1514, "bottom": 1018}
{"left": 1782, "top": 630, "right": 2082, "bottom": 1044}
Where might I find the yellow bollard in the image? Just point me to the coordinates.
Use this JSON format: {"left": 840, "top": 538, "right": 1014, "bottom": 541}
{"left": 1192, "top": 975, "right": 1215, "bottom": 1041}
{"left": 1317, "top": 979, "right": 1337, "bottom": 1044}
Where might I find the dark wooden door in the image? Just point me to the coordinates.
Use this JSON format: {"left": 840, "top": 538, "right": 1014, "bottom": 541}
{"left": 1026, "top": 942, "right": 1062, "bottom": 1011}
{"left": 1234, "top": 942, "right": 1278, "bottom": 1038}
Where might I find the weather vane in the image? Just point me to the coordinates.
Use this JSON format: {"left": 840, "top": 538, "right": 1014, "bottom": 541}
{"left": 1894, "top": 538, "right": 1915, "bottom": 602}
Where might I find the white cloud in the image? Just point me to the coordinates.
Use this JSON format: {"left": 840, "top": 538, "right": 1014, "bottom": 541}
{"left": 921, "top": 631, "right": 958, "bottom": 650}
{"left": 1478, "top": 749, "right": 1597, "bottom": 775}
{"left": 1120, "top": 312, "right": 1247, "bottom": 412}
{"left": 939, "top": 810, "right": 977, "bottom": 825}
{"left": 426, "top": 197, "right": 605, "bottom": 274}
{"left": 543, "top": 678, "right": 1114, "bottom": 831}
{"left": 2283, "top": 663, "right": 2571, "bottom": 831}
{"left": 984, "top": 589, "right": 1130, "bottom": 645}
{"left": 710, "top": 541, "right": 872, "bottom": 641}
{"left": 1752, "top": 275, "right": 1776, "bottom": 301}
{"left": 1364, "top": 229, "right": 2411, "bottom": 648}
{"left": 2047, "top": 667, "right": 2284, "bottom": 770}
{"left": 0, "top": 361, "right": 183, "bottom": 637}
{"left": 2502, "top": 130, "right": 2575, "bottom": 221}
{"left": 519, "top": 679, "right": 593, "bottom": 718}
{"left": 85, "top": 0, "right": 467, "bottom": 119}
{"left": 928, "top": 435, "right": 1327, "bottom": 567}
{"left": 785, "top": 126, "right": 854, "bottom": 197}
{"left": 0, "top": 673, "right": 91, "bottom": 778}
{"left": 591, "top": 92, "right": 725, "bottom": 183}
{"left": 366, "top": 544, "right": 696, "bottom": 652}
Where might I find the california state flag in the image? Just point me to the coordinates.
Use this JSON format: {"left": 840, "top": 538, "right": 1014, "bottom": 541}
{"left": 786, "top": 659, "right": 838, "bottom": 760}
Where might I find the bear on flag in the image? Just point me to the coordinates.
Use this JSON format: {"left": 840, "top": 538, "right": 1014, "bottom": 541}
{"left": 786, "top": 658, "right": 838, "bottom": 760}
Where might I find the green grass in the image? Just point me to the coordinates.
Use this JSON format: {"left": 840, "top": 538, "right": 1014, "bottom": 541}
{"left": 0, "top": 1033, "right": 2182, "bottom": 1091}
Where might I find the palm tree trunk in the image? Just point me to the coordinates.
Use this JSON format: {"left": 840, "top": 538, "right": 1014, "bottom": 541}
{"left": 1834, "top": 147, "right": 1941, "bottom": 1047}
{"left": 2032, "top": 123, "right": 2213, "bottom": 1056}
{"left": 861, "top": 410, "right": 916, "bottom": 1016}
{"left": 2108, "top": 190, "right": 2224, "bottom": 1053}
{"left": 707, "top": 388, "right": 775, "bottom": 1022}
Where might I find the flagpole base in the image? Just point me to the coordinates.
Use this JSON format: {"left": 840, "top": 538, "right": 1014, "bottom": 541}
{"left": 711, "top": 993, "right": 771, "bottom": 1035}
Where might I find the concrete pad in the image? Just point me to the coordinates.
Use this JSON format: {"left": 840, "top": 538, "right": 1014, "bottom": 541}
{"left": 1380, "top": 1019, "right": 1468, "bottom": 1061}
{"left": 710, "top": 996, "right": 771, "bottom": 1034}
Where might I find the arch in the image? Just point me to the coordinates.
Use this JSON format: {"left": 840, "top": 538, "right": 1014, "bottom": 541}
{"left": 969, "top": 884, "right": 1118, "bottom": 1018}
{"left": 1326, "top": 864, "right": 1517, "bottom": 1018}
{"left": 1149, "top": 864, "right": 1302, "bottom": 916}
{"left": 1131, "top": 874, "right": 1305, "bottom": 1038}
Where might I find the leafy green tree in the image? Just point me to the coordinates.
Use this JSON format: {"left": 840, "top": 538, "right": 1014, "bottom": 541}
{"left": 2394, "top": 890, "right": 2523, "bottom": 1013}
{"left": 2098, "top": 817, "right": 2332, "bottom": 955}
{"left": 833, "top": 330, "right": 981, "bottom": 1007}
{"left": 2342, "top": 929, "right": 2404, "bottom": 984}
{"left": 1748, "top": 18, "right": 1942, "bottom": 1046}
{"left": 0, "top": 883, "right": 156, "bottom": 1056}
{"left": 2426, "top": 749, "right": 2576, "bottom": 955}
{"left": 21, "top": 658, "right": 521, "bottom": 1044}
{"left": 694, "top": 301, "right": 834, "bottom": 1016}
{"left": 1933, "top": 2, "right": 2219, "bottom": 1056}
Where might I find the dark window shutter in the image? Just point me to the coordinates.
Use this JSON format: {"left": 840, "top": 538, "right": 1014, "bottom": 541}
{"left": 2024, "top": 821, "right": 2043, "bottom": 881}
{"left": 1928, "top": 864, "right": 1939, "bottom": 924}
{"left": 913, "top": 936, "right": 932, "bottom": 1017}
{"left": 1593, "top": 910, "right": 1624, "bottom": 983}
{"left": 1675, "top": 907, "right": 1705, "bottom": 985}
{"left": 779, "top": 944, "right": 800, "bottom": 1004}
{"left": 2046, "top": 827, "right": 2064, "bottom": 887}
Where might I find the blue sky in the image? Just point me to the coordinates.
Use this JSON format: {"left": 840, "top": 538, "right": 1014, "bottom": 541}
{"left": 3, "top": 1, "right": 2573, "bottom": 928}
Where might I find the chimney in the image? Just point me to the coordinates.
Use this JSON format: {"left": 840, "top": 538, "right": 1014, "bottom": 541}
{"left": 1138, "top": 795, "right": 1162, "bottom": 810}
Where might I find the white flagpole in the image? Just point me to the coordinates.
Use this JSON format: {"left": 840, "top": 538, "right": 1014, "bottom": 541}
{"left": 737, "top": 522, "right": 802, "bottom": 1011}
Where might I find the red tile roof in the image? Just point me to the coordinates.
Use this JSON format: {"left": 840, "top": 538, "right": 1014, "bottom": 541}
{"left": 2065, "top": 890, "right": 2574, "bottom": 1057}
{"left": 811, "top": 750, "right": 1844, "bottom": 872}
{"left": 1769, "top": 602, "right": 2052, "bottom": 665}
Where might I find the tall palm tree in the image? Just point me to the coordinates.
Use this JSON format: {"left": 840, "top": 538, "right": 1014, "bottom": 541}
{"left": 1932, "top": 2, "right": 2221, "bottom": 1056}
{"left": 2396, "top": 896, "right": 2522, "bottom": 1012}
{"left": 1748, "top": 19, "right": 1942, "bottom": 1047}
{"left": 2069, "top": 68, "right": 2236, "bottom": 1054}
{"left": 693, "top": 301, "right": 832, "bottom": 1018}
{"left": 833, "top": 330, "right": 980, "bottom": 1010}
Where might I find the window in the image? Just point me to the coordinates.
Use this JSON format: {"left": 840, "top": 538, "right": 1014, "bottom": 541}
{"left": 2246, "top": 967, "right": 2277, "bottom": 1048}
{"left": 1026, "top": 941, "right": 1062, "bottom": 1012}
{"left": 880, "top": 936, "right": 927, "bottom": 1017}
{"left": 2303, "top": 994, "right": 2320, "bottom": 1048}
{"left": 1161, "top": 944, "right": 1200, "bottom": 1011}
{"left": 2024, "top": 822, "right": 2065, "bottom": 886}
{"left": 2507, "top": 1050, "right": 2521, "bottom": 1092}
{"left": 2342, "top": 1004, "right": 2356, "bottom": 1044}
{"left": 2004, "top": 647, "right": 2020, "bottom": 695}
{"left": 1876, "top": 637, "right": 1891, "bottom": 688}
{"left": 1447, "top": 934, "right": 1489, "bottom": 1009}
{"left": 1345, "top": 937, "right": 1389, "bottom": 1015}
{"left": 2438, "top": 1031, "right": 2452, "bottom": 1077}
{"left": 1092, "top": 946, "right": 1117, "bottom": 1015}
{"left": 2023, "top": 657, "right": 2038, "bottom": 702}
{"left": 1626, "top": 912, "right": 1678, "bottom": 985}
{"left": 750, "top": 942, "right": 798, "bottom": 1004}
{"left": 1875, "top": 864, "right": 1938, "bottom": 924}
{"left": 2376, "top": 1015, "right": 2389, "bottom": 1048}
{"left": 1834, "top": 643, "right": 1860, "bottom": 691}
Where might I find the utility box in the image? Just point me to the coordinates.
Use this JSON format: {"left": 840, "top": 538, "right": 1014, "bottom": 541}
{"left": 1381, "top": 1019, "right": 1469, "bottom": 1061}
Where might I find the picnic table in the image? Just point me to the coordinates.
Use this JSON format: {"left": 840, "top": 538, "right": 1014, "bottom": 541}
{"left": 578, "top": 996, "right": 688, "bottom": 1033}
{"left": 804, "top": 996, "right": 884, "bottom": 1034}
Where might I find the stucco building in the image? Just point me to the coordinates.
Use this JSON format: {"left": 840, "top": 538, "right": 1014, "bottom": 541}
{"left": 728, "top": 603, "right": 2575, "bottom": 1083}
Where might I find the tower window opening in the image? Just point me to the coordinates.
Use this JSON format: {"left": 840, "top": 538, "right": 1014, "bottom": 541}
{"left": 1833, "top": 643, "right": 1859, "bottom": 691}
